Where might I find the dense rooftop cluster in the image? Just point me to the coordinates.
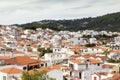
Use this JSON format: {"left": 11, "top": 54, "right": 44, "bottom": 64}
{"left": 0, "top": 25, "right": 120, "bottom": 80}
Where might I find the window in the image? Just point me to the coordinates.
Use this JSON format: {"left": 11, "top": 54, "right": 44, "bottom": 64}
{"left": 98, "top": 64, "right": 100, "bottom": 66}
{"left": 85, "top": 49, "right": 88, "bottom": 52}
{"left": 23, "top": 67, "right": 26, "bottom": 70}
{"left": 3, "top": 76, "right": 6, "bottom": 80}
{"left": 58, "top": 49, "right": 60, "bottom": 51}
{"left": 45, "top": 63, "right": 47, "bottom": 67}
{"left": 86, "top": 64, "right": 88, "bottom": 69}
{"left": 79, "top": 72, "right": 81, "bottom": 79}
{"left": 41, "top": 64, "right": 44, "bottom": 67}
{"left": 70, "top": 71, "right": 72, "bottom": 76}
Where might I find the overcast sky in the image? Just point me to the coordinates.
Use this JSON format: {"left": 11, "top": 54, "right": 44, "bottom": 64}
{"left": 0, "top": 0, "right": 120, "bottom": 25}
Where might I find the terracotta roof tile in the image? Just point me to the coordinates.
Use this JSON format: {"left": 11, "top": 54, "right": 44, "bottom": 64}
{"left": 102, "top": 64, "right": 115, "bottom": 68}
{"left": 0, "top": 45, "right": 10, "bottom": 49}
{"left": 12, "top": 50, "right": 24, "bottom": 54}
{"left": 31, "top": 43, "right": 38, "bottom": 47}
{"left": 17, "top": 40, "right": 27, "bottom": 46}
{"left": 29, "top": 65, "right": 61, "bottom": 73}
{"left": 0, "top": 56, "right": 11, "bottom": 60}
{"left": 89, "top": 59, "right": 102, "bottom": 64}
{"left": 111, "top": 72, "right": 120, "bottom": 80}
{"left": 69, "top": 60, "right": 86, "bottom": 65}
{"left": 0, "top": 38, "right": 4, "bottom": 42}
{"left": 69, "top": 55, "right": 79, "bottom": 59}
{"left": 5, "top": 56, "right": 40, "bottom": 65}
{"left": 82, "top": 55, "right": 107, "bottom": 60}
{"left": 0, "top": 67, "right": 23, "bottom": 74}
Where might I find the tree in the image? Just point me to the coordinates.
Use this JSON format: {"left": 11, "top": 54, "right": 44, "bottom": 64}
{"left": 37, "top": 45, "right": 53, "bottom": 57}
{"left": 107, "top": 58, "right": 120, "bottom": 63}
{"left": 21, "top": 70, "right": 55, "bottom": 80}
{"left": 37, "top": 47, "right": 46, "bottom": 57}
{"left": 20, "top": 12, "right": 120, "bottom": 31}
{"left": 103, "top": 50, "right": 109, "bottom": 57}
{"left": 21, "top": 71, "right": 31, "bottom": 80}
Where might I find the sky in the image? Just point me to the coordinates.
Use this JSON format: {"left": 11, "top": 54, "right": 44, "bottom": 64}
{"left": 0, "top": 0, "right": 120, "bottom": 25}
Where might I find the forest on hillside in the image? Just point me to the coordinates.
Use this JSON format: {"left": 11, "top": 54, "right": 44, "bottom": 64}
{"left": 17, "top": 12, "right": 120, "bottom": 31}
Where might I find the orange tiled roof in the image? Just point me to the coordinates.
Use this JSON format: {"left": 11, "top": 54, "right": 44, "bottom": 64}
{"left": 70, "top": 44, "right": 81, "bottom": 52}
{"left": 96, "top": 72, "right": 108, "bottom": 76}
{"left": 5, "top": 56, "right": 41, "bottom": 65}
{"left": 89, "top": 59, "right": 102, "bottom": 64}
{"left": 98, "top": 56, "right": 108, "bottom": 60}
{"left": 38, "top": 65, "right": 61, "bottom": 72}
{"left": 27, "top": 48, "right": 33, "bottom": 52}
{"left": 102, "top": 64, "right": 114, "bottom": 68}
{"left": 29, "top": 65, "right": 61, "bottom": 73}
{"left": 82, "top": 55, "right": 91, "bottom": 59}
{"left": 0, "top": 38, "right": 4, "bottom": 42}
{"left": 0, "top": 67, "right": 23, "bottom": 74}
{"left": 69, "top": 60, "right": 86, "bottom": 65}
{"left": 0, "top": 45, "right": 9, "bottom": 49}
{"left": 94, "top": 46, "right": 108, "bottom": 51}
{"left": 103, "top": 72, "right": 120, "bottom": 80}
{"left": 111, "top": 72, "right": 120, "bottom": 80}
{"left": 82, "top": 55, "right": 107, "bottom": 60}
{"left": 12, "top": 50, "right": 24, "bottom": 54}
{"left": 31, "top": 43, "right": 38, "bottom": 47}
{"left": 17, "top": 40, "right": 27, "bottom": 46}
{"left": 69, "top": 55, "right": 79, "bottom": 59}
{"left": 109, "top": 50, "right": 120, "bottom": 54}
{"left": 0, "top": 56, "right": 11, "bottom": 60}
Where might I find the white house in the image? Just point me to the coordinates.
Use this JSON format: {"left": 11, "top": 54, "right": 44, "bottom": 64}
{"left": 114, "top": 36, "right": 120, "bottom": 44}
{"left": 4, "top": 56, "right": 42, "bottom": 71}
{"left": 51, "top": 35, "right": 61, "bottom": 46}
{"left": 47, "top": 70, "right": 63, "bottom": 80}
{"left": 108, "top": 51, "right": 120, "bottom": 60}
{"left": 89, "top": 38, "right": 97, "bottom": 44}
{"left": 68, "top": 60, "right": 86, "bottom": 70}
{"left": 68, "top": 59, "right": 103, "bottom": 80}
{"left": 45, "top": 53, "right": 69, "bottom": 66}
{"left": 53, "top": 47, "right": 74, "bottom": 55}
{"left": 80, "top": 47, "right": 104, "bottom": 54}
{"left": 92, "top": 72, "right": 113, "bottom": 80}
{"left": 0, "top": 67, "right": 23, "bottom": 80}
{"left": 70, "top": 37, "right": 78, "bottom": 45}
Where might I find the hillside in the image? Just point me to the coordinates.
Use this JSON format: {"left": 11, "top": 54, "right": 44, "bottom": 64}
{"left": 87, "top": 12, "right": 120, "bottom": 31}
{"left": 20, "top": 12, "right": 120, "bottom": 31}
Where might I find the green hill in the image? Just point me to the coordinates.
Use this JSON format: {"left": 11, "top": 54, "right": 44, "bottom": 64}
{"left": 20, "top": 12, "right": 120, "bottom": 31}
{"left": 87, "top": 12, "right": 120, "bottom": 31}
